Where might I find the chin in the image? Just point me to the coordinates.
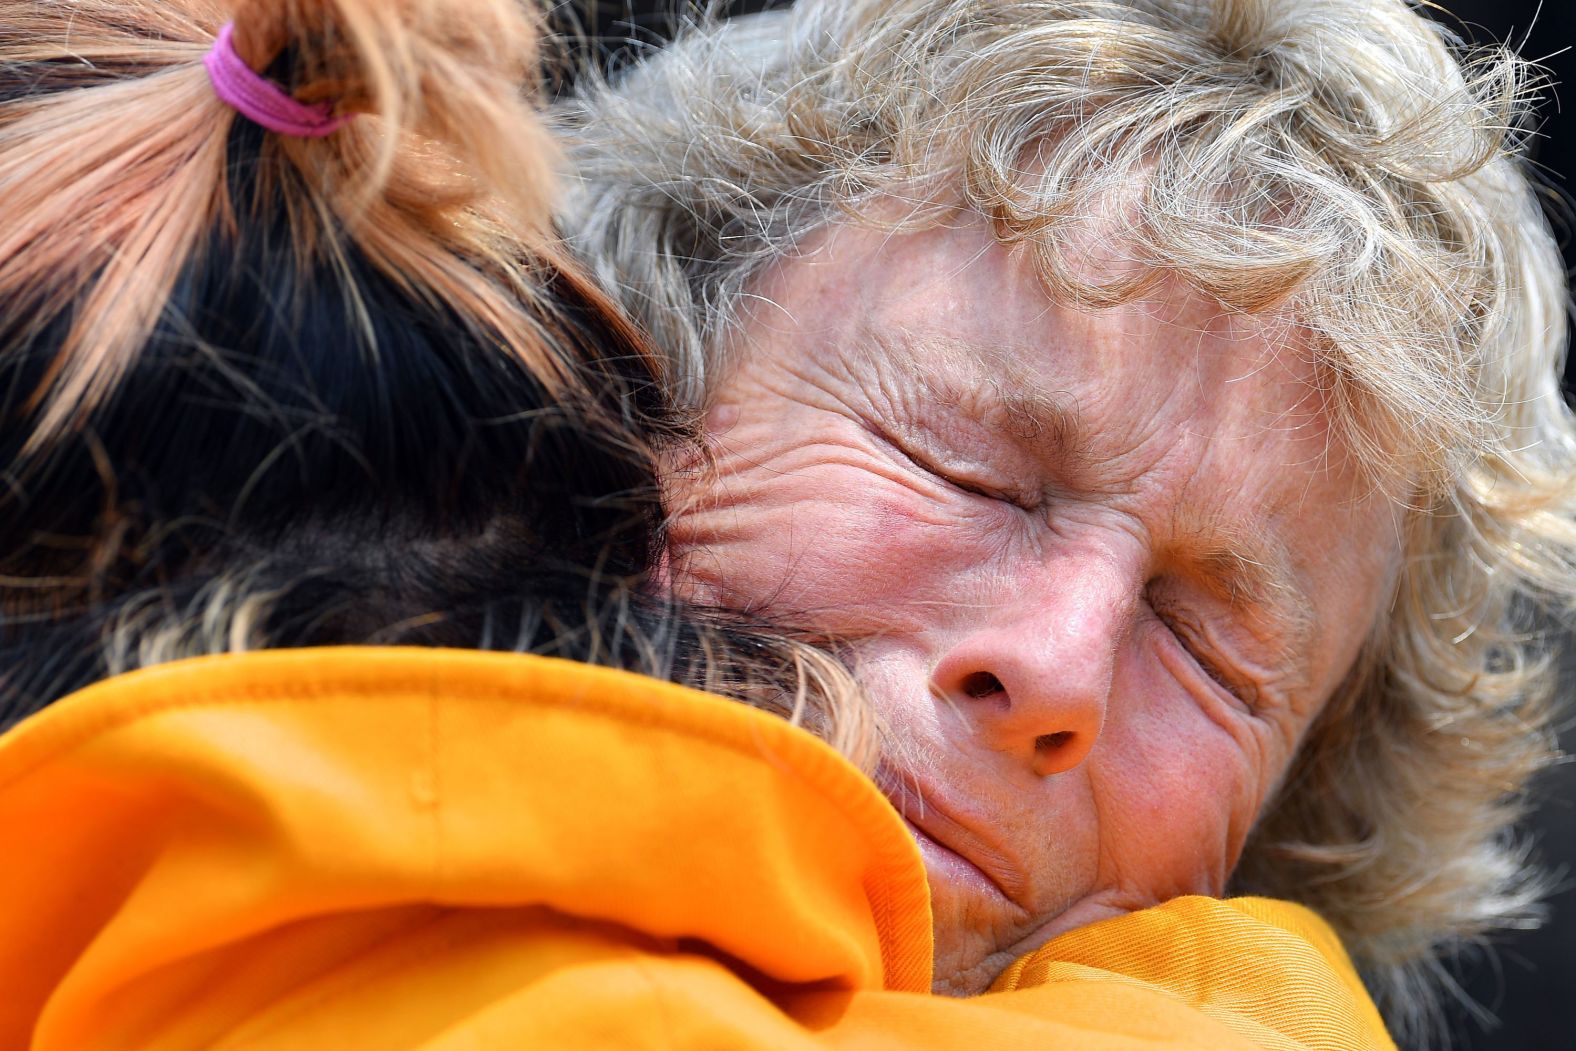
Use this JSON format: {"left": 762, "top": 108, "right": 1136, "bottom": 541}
{"left": 929, "top": 935, "right": 1008, "bottom": 997}
{"left": 923, "top": 877, "right": 1032, "bottom": 996}
{"left": 927, "top": 872, "right": 1156, "bottom": 996}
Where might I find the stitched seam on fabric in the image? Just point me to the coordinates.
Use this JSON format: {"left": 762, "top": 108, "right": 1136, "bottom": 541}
{"left": 426, "top": 694, "right": 442, "bottom": 892}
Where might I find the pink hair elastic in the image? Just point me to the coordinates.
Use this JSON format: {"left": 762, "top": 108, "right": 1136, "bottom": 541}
{"left": 203, "top": 22, "right": 354, "bottom": 138}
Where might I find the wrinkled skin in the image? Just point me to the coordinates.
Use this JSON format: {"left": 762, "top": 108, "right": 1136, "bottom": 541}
{"left": 666, "top": 213, "right": 1402, "bottom": 995}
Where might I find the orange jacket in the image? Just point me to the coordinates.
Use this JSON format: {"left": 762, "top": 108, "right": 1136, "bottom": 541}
{"left": 0, "top": 648, "right": 1395, "bottom": 1049}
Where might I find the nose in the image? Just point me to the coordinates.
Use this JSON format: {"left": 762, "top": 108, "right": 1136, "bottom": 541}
{"left": 929, "top": 553, "right": 1133, "bottom": 777}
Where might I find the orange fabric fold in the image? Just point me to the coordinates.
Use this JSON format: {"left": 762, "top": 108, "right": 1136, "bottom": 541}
{"left": 0, "top": 647, "right": 1394, "bottom": 1049}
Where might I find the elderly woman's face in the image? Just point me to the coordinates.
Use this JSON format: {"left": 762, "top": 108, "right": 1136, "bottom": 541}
{"left": 667, "top": 214, "right": 1401, "bottom": 994}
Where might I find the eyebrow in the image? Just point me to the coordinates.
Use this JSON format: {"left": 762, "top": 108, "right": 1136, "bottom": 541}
{"left": 1163, "top": 509, "right": 1319, "bottom": 680}
{"left": 916, "top": 340, "right": 1089, "bottom": 472}
{"left": 984, "top": 384, "right": 1088, "bottom": 470}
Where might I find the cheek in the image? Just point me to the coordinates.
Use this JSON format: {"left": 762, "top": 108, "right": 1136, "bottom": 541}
{"left": 1091, "top": 658, "right": 1266, "bottom": 895}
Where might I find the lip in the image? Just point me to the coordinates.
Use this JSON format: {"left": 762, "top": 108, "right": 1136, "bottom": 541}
{"left": 876, "top": 766, "right": 1028, "bottom": 908}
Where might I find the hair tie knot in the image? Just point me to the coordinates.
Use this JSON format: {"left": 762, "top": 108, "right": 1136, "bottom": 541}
{"left": 204, "top": 22, "right": 354, "bottom": 138}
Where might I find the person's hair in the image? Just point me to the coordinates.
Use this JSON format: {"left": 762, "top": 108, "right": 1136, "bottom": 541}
{"left": 0, "top": 0, "right": 875, "bottom": 767}
{"left": 556, "top": 0, "right": 1576, "bottom": 1032}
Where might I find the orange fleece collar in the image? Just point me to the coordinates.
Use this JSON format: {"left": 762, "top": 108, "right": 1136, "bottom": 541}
{"left": 0, "top": 648, "right": 934, "bottom": 1046}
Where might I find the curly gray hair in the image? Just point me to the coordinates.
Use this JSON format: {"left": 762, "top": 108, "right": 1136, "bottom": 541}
{"left": 556, "top": 0, "right": 1576, "bottom": 1034}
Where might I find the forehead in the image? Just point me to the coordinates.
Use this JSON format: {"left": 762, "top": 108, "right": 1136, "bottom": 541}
{"left": 760, "top": 215, "right": 1340, "bottom": 478}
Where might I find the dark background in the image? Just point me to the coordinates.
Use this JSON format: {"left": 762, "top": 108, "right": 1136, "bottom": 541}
{"left": 1415, "top": 5, "right": 1576, "bottom": 1048}
{"left": 550, "top": 3, "right": 1576, "bottom": 1046}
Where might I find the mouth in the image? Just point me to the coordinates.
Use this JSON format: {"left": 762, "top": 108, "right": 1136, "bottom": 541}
{"left": 877, "top": 768, "right": 1026, "bottom": 908}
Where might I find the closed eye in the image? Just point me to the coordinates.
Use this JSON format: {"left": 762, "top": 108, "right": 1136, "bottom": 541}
{"left": 1149, "top": 600, "right": 1260, "bottom": 708}
{"left": 867, "top": 420, "right": 1035, "bottom": 509}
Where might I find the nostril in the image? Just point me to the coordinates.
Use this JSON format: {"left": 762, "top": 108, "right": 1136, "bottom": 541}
{"left": 1035, "top": 731, "right": 1074, "bottom": 753}
{"left": 960, "top": 671, "right": 1005, "bottom": 699}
